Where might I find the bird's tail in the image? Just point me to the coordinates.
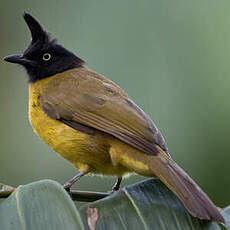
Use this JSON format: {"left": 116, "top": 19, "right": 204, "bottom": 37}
{"left": 148, "top": 148, "right": 225, "bottom": 223}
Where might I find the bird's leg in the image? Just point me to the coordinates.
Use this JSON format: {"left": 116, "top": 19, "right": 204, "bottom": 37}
{"left": 112, "top": 177, "right": 122, "bottom": 192}
{"left": 63, "top": 171, "right": 87, "bottom": 196}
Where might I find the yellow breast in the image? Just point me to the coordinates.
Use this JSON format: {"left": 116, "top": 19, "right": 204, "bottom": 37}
{"left": 28, "top": 75, "right": 129, "bottom": 176}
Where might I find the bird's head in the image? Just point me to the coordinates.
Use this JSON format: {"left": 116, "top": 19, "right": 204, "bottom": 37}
{"left": 4, "top": 13, "right": 85, "bottom": 82}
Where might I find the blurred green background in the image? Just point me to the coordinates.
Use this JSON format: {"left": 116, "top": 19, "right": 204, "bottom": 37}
{"left": 0, "top": 0, "right": 229, "bottom": 207}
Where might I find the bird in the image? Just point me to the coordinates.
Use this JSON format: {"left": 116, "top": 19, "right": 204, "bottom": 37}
{"left": 4, "top": 12, "right": 225, "bottom": 223}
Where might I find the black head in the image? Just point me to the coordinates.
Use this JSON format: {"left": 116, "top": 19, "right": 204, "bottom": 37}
{"left": 4, "top": 13, "right": 85, "bottom": 82}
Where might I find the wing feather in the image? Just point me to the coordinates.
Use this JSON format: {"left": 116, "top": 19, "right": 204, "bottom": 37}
{"left": 40, "top": 68, "right": 169, "bottom": 156}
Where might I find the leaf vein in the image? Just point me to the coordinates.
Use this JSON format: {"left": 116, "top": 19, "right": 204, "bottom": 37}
{"left": 15, "top": 186, "right": 26, "bottom": 230}
{"left": 112, "top": 206, "right": 128, "bottom": 230}
{"left": 123, "top": 188, "right": 149, "bottom": 230}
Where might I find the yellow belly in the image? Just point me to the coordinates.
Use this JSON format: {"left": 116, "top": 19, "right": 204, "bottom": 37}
{"left": 28, "top": 77, "right": 129, "bottom": 176}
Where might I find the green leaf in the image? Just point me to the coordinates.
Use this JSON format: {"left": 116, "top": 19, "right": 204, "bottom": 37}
{"left": 0, "top": 179, "right": 229, "bottom": 230}
{"left": 0, "top": 180, "right": 84, "bottom": 230}
{"left": 222, "top": 206, "right": 230, "bottom": 229}
{"left": 79, "top": 179, "right": 228, "bottom": 230}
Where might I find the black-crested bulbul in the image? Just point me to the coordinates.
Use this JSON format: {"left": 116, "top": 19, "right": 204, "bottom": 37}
{"left": 4, "top": 13, "right": 225, "bottom": 223}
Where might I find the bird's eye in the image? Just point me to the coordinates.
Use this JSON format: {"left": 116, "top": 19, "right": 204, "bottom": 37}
{"left": 42, "top": 53, "right": 51, "bottom": 61}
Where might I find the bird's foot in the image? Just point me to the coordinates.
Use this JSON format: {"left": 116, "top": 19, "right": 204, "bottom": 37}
{"left": 111, "top": 177, "right": 122, "bottom": 193}
{"left": 63, "top": 183, "right": 73, "bottom": 198}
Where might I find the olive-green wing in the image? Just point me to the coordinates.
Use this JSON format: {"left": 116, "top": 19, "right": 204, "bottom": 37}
{"left": 40, "top": 68, "right": 168, "bottom": 156}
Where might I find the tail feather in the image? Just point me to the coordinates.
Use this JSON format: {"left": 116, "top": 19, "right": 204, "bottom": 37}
{"left": 149, "top": 149, "right": 225, "bottom": 223}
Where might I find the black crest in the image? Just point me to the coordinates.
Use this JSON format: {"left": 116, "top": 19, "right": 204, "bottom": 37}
{"left": 23, "top": 12, "right": 49, "bottom": 45}
{"left": 4, "top": 12, "right": 85, "bottom": 82}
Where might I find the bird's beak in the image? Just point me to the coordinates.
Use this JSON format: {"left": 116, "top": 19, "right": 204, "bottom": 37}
{"left": 4, "top": 13, "right": 48, "bottom": 67}
{"left": 3, "top": 54, "right": 35, "bottom": 66}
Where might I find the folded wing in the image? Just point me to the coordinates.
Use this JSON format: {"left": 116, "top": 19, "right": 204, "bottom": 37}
{"left": 40, "top": 68, "right": 169, "bottom": 156}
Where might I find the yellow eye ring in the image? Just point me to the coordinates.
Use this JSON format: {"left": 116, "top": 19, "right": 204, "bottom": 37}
{"left": 42, "top": 53, "right": 51, "bottom": 61}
